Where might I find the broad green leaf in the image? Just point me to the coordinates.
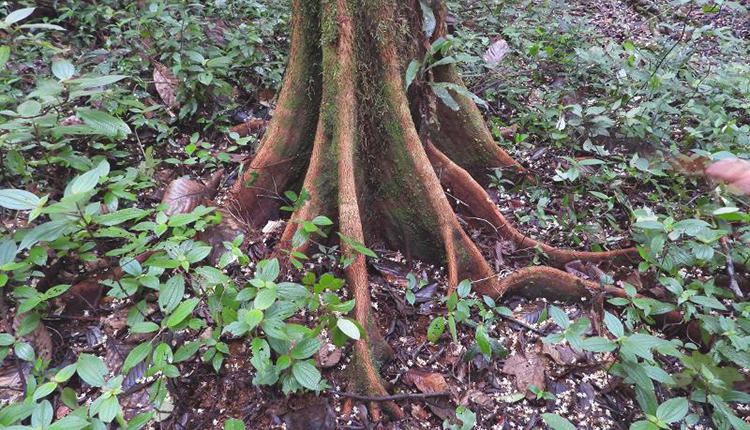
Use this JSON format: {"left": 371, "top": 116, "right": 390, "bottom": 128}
{"left": 427, "top": 316, "right": 445, "bottom": 343}
{"left": 337, "top": 318, "right": 360, "bottom": 340}
{"left": 174, "top": 341, "right": 201, "bottom": 363}
{"left": 47, "top": 415, "right": 90, "bottom": 430}
{"left": 0, "top": 333, "right": 14, "bottom": 346}
{"left": 77, "top": 108, "right": 131, "bottom": 139}
{"left": 457, "top": 279, "right": 472, "bottom": 298}
{"left": 126, "top": 412, "right": 154, "bottom": 430}
{"left": 14, "top": 342, "right": 34, "bottom": 361}
{"left": 690, "top": 295, "right": 726, "bottom": 310}
{"left": 549, "top": 306, "right": 570, "bottom": 329}
{"left": 541, "top": 413, "right": 576, "bottom": 430}
{"left": 603, "top": 311, "right": 624, "bottom": 338}
{"left": 159, "top": 275, "right": 185, "bottom": 314}
{"left": 5, "top": 8, "right": 35, "bottom": 25}
{"left": 77, "top": 353, "right": 107, "bottom": 387}
{"left": 18, "top": 23, "right": 65, "bottom": 31}
{"left": 32, "top": 382, "right": 57, "bottom": 401}
{"left": 254, "top": 287, "right": 278, "bottom": 310}
{"left": 17, "top": 100, "right": 41, "bottom": 117}
{"left": 629, "top": 421, "right": 659, "bottom": 430}
{"left": 166, "top": 298, "right": 200, "bottom": 328}
{"left": 53, "top": 363, "right": 77, "bottom": 383}
{"left": 130, "top": 322, "right": 159, "bottom": 333}
{"left": 69, "top": 75, "right": 127, "bottom": 88}
{"left": 224, "top": 418, "right": 245, "bottom": 430}
{"left": 0, "top": 189, "right": 39, "bottom": 210}
{"left": 476, "top": 324, "right": 491, "bottom": 356}
{"left": 69, "top": 161, "right": 109, "bottom": 195}
{"left": 257, "top": 258, "right": 279, "bottom": 282}
{"left": 431, "top": 83, "right": 459, "bottom": 111}
{"left": 94, "top": 207, "right": 146, "bottom": 226}
{"left": 0, "top": 240, "right": 17, "bottom": 266}
{"left": 581, "top": 336, "right": 617, "bottom": 352}
{"left": 290, "top": 338, "right": 322, "bottom": 360}
{"left": 243, "top": 309, "right": 264, "bottom": 330}
{"left": 0, "top": 46, "right": 10, "bottom": 69}
{"left": 419, "top": 0, "right": 435, "bottom": 37}
{"left": 291, "top": 360, "right": 321, "bottom": 390}
{"left": 122, "top": 342, "right": 152, "bottom": 373}
{"left": 51, "top": 60, "right": 75, "bottom": 80}
{"left": 405, "top": 59, "right": 420, "bottom": 89}
{"left": 656, "top": 397, "right": 688, "bottom": 424}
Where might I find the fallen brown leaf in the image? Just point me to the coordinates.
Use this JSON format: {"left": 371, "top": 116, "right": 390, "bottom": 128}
{"left": 541, "top": 342, "right": 585, "bottom": 366}
{"left": 153, "top": 61, "right": 179, "bottom": 109}
{"left": 161, "top": 169, "right": 223, "bottom": 216}
{"left": 501, "top": 350, "right": 547, "bottom": 398}
{"left": 315, "top": 341, "right": 342, "bottom": 369}
{"left": 403, "top": 369, "right": 448, "bottom": 393}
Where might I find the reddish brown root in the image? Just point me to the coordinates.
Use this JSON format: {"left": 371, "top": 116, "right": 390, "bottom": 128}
{"left": 278, "top": 115, "right": 334, "bottom": 253}
{"left": 428, "top": 64, "right": 525, "bottom": 182}
{"left": 332, "top": 0, "right": 403, "bottom": 419}
{"left": 489, "top": 265, "right": 620, "bottom": 299}
{"left": 228, "top": 0, "right": 321, "bottom": 227}
{"left": 425, "top": 141, "right": 640, "bottom": 267}
{"left": 215, "top": 0, "right": 648, "bottom": 414}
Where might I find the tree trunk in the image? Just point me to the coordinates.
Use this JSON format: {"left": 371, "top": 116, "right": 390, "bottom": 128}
{"left": 223, "top": 0, "right": 639, "bottom": 418}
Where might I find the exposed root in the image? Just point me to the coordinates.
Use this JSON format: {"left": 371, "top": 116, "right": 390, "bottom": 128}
{"left": 332, "top": 0, "right": 403, "bottom": 419}
{"left": 428, "top": 64, "right": 525, "bottom": 182}
{"left": 228, "top": 0, "right": 321, "bottom": 227}
{"left": 491, "top": 266, "right": 620, "bottom": 299}
{"left": 278, "top": 115, "right": 334, "bottom": 253}
{"left": 425, "top": 142, "right": 640, "bottom": 267}
{"left": 379, "top": 5, "right": 496, "bottom": 298}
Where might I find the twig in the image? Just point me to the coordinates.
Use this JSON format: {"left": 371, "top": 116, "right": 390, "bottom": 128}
{"left": 328, "top": 390, "right": 449, "bottom": 402}
{"left": 498, "top": 313, "right": 543, "bottom": 334}
{"left": 720, "top": 236, "right": 744, "bottom": 299}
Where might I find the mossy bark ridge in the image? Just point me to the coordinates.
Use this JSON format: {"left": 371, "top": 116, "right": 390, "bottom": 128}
{"left": 227, "top": 0, "right": 637, "bottom": 416}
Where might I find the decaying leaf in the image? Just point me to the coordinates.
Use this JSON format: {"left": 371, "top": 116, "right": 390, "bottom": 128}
{"left": 0, "top": 364, "right": 26, "bottom": 403}
{"left": 541, "top": 342, "right": 585, "bottom": 366}
{"left": 161, "top": 169, "right": 224, "bottom": 216}
{"left": 13, "top": 312, "right": 53, "bottom": 362}
{"left": 403, "top": 369, "right": 449, "bottom": 393}
{"left": 229, "top": 118, "right": 269, "bottom": 137}
{"left": 153, "top": 61, "right": 179, "bottom": 109}
{"left": 483, "top": 38, "right": 510, "bottom": 68}
{"left": 315, "top": 341, "right": 342, "bottom": 369}
{"left": 501, "top": 350, "right": 547, "bottom": 398}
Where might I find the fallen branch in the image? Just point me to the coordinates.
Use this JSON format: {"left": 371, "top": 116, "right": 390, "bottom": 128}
{"left": 328, "top": 390, "right": 450, "bottom": 402}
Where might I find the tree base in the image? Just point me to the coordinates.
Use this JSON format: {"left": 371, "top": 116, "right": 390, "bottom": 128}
{"left": 216, "top": 0, "right": 641, "bottom": 418}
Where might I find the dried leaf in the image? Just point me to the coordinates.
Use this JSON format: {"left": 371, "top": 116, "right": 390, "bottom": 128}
{"left": 161, "top": 169, "right": 223, "bottom": 216}
{"left": 501, "top": 351, "right": 547, "bottom": 398}
{"left": 0, "top": 364, "right": 26, "bottom": 403}
{"left": 13, "top": 313, "right": 53, "bottom": 362}
{"left": 541, "top": 342, "right": 585, "bottom": 366}
{"left": 315, "top": 341, "right": 342, "bottom": 369}
{"left": 483, "top": 38, "right": 510, "bottom": 68}
{"left": 153, "top": 61, "right": 179, "bottom": 109}
{"left": 403, "top": 369, "right": 448, "bottom": 393}
{"left": 229, "top": 118, "right": 269, "bottom": 137}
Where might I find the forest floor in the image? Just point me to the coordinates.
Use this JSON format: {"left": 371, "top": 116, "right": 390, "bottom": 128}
{"left": 1, "top": 0, "right": 749, "bottom": 429}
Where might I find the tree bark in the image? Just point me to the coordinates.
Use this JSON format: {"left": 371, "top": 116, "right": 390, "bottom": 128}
{"left": 222, "top": 0, "right": 638, "bottom": 418}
